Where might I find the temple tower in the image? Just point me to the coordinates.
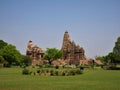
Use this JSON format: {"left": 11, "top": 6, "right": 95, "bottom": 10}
{"left": 61, "top": 31, "right": 86, "bottom": 65}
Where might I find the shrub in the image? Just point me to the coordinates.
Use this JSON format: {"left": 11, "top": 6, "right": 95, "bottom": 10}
{"left": 46, "top": 69, "right": 50, "bottom": 73}
{"left": 69, "top": 69, "right": 75, "bottom": 76}
{"left": 75, "top": 69, "right": 82, "bottom": 75}
{"left": 0, "top": 64, "right": 3, "bottom": 68}
{"left": 36, "top": 70, "right": 40, "bottom": 74}
{"left": 22, "top": 68, "right": 30, "bottom": 75}
{"left": 32, "top": 66, "right": 35, "bottom": 68}
{"left": 80, "top": 66, "right": 84, "bottom": 70}
{"left": 62, "top": 65, "right": 65, "bottom": 68}
{"left": 38, "top": 64, "right": 43, "bottom": 68}
{"left": 103, "top": 65, "right": 120, "bottom": 70}
{"left": 50, "top": 69, "right": 54, "bottom": 76}
{"left": 41, "top": 69, "right": 46, "bottom": 73}
{"left": 54, "top": 70, "right": 59, "bottom": 76}
{"left": 44, "top": 64, "right": 51, "bottom": 68}
{"left": 21, "top": 67, "right": 83, "bottom": 76}
{"left": 55, "top": 65, "right": 59, "bottom": 69}
{"left": 58, "top": 71, "right": 62, "bottom": 76}
{"left": 62, "top": 71, "right": 66, "bottom": 76}
{"left": 64, "top": 70, "right": 69, "bottom": 76}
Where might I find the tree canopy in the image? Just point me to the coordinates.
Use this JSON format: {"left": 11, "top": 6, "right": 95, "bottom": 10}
{"left": 21, "top": 55, "right": 32, "bottom": 67}
{"left": 96, "top": 37, "right": 120, "bottom": 66}
{"left": 113, "top": 37, "right": 120, "bottom": 56}
{"left": 95, "top": 56, "right": 105, "bottom": 61}
{"left": 0, "top": 40, "right": 8, "bottom": 50}
{"left": 0, "top": 40, "right": 23, "bottom": 67}
{"left": 43, "top": 48, "right": 62, "bottom": 65}
{"left": 104, "top": 37, "right": 120, "bottom": 65}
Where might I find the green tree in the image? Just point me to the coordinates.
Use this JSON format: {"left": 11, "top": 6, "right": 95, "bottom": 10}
{"left": 102, "top": 37, "right": 120, "bottom": 66}
{"left": 113, "top": 37, "right": 120, "bottom": 64}
{"left": 106, "top": 52, "right": 116, "bottom": 65}
{"left": 107, "top": 52, "right": 120, "bottom": 65}
{"left": 104, "top": 52, "right": 120, "bottom": 67}
{"left": 95, "top": 56, "right": 105, "bottom": 61}
{"left": 43, "top": 48, "right": 62, "bottom": 65}
{"left": 1, "top": 44, "right": 22, "bottom": 67}
{"left": 0, "top": 55, "right": 4, "bottom": 63}
{"left": 0, "top": 40, "right": 8, "bottom": 50}
{"left": 113, "top": 37, "right": 120, "bottom": 56}
{"left": 21, "top": 55, "right": 32, "bottom": 67}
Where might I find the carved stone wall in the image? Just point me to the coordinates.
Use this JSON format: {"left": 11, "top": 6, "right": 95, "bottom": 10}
{"left": 61, "top": 31, "right": 86, "bottom": 65}
{"left": 26, "top": 40, "right": 44, "bottom": 65}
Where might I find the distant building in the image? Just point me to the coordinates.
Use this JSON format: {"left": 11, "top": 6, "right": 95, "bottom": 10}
{"left": 26, "top": 40, "right": 44, "bottom": 65}
{"left": 61, "top": 31, "right": 86, "bottom": 65}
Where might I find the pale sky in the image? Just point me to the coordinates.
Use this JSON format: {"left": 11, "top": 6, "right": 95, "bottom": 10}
{"left": 0, "top": 0, "right": 120, "bottom": 58}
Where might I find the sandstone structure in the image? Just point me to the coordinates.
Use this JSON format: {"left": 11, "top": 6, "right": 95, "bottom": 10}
{"left": 26, "top": 40, "right": 44, "bottom": 65}
{"left": 61, "top": 31, "right": 86, "bottom": 65}
{"left": 26, "top": 31, "right": 86, "bottom": 65}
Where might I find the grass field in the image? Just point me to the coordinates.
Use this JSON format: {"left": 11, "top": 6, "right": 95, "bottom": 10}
{"left": 0, "top": 67, "right": 120, "bottom": 90}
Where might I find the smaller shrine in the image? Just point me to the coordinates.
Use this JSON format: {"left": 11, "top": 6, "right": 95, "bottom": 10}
{"left": 26, "top": 40, "right": 44, "bottom": 65}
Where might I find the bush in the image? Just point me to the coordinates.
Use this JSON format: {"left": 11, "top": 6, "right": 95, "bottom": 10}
{"left": 65, "top": 70, "right": 69, "bottom": 76}
{"left": 38, "top": 64, "right": 43, "bottom": 68}
{"left": 41, "top": 69, "right": 46, "bottom": 73}
{"left": 103, "top": 65, "right": 120, "bottom": 70}
{"left": 22, "top": 68, "right": 30, "bottom": 75}
{"left": 62, "top": 71, "right": 66, "bottom": 76}
{"left": 50, "top": 69, "right": 54, "bottom": 76}
{"left": 69, "top": 69, "right": 75, "bottom": 76}
{"left": 46, "top": 69, "right": 50, "bottom": 73}
{"left": 55, "top": 65, "right": 59, "bottom": 69}
{"left": 62, "top": 65, "right": 65, "bottom": 68}
{"left": 44, "top": 64, "right": 51, "bottom": 68}
{"left": 75, "top": 69, "right": 83, "bottom": 74}
{"left": 0, "top": 64, "right": 3, "bottom": 68}
{"left": 36, "top": 70, "right": 40, "bottom": 74}
{"left": 21, "top": 67, "right": 83, "bottom": 76}
{"left": 58, "top": 71, "right": 62, "bottom": 76}
{"left": 80, "top": 66, "right": 84, "bottom": 70}
{"left": 54, "top": 70, "right": 59, "bottom": 76}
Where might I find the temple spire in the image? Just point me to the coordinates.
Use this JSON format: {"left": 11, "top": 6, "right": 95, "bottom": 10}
{"left": 61, "top": 31, "right": 86, "bottom": 64}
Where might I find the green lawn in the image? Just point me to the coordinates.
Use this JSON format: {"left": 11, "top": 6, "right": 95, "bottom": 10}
{"left": 0, "top": 67, "right": 120, "bottom": 90}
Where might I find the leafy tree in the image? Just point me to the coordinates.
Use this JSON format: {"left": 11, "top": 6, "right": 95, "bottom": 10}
{"left": 95, "top": 56, "right": 105, "bottom": 61}
{"left": 1, "top": 44, "right": 22, "bottom": 67}
{"left": 0, "top": 40, "right": 8, "bottom": 50}
{"left": 21, "top": 55, "right": 32, "bottom": 67}
{"left": 0, "top": 40, "right": 8, "bottom": 66}
{"left": 102, "top": 37, "right": 120, "bottom": 66}
{"left": 105, "top": 52, "right": 116, "bottom": 65}
{"left": 113, "top": 37, "right": 120, "bottom": 56}
{"left": 103, "top": 52, "right": 120, "bottom": 66}
{"left": 43, "top": 48, "right": 62, "bottom": 65}
{"left": 106, "top": 52, "right": 120, "bottom": 65}
{"left": 0, "top": 55, "right": 4, "bottom": 63}
{"left": 113, "top": 37, "right": 120, "bottom": 64}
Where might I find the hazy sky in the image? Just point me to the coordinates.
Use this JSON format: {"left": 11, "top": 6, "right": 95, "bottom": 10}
{"left": 0, "top": 0, "right": 120, "bottom": 58}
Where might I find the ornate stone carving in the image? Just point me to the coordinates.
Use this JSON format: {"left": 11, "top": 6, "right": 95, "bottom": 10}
{"left": 26, "top": 40, "right": 44, "bottom": 65}
{"left": 61, "top": 31, "right": 86, "bottom": 64}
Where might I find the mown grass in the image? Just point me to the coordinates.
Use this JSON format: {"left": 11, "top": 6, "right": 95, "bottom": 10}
{"left": 0, "top": 67, "right": 120, "bottom": 90}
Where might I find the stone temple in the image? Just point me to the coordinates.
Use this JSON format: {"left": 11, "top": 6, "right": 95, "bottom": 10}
{"left": 61, "top": 31, "right": 86, "bottom": 65}
{"left": 26, "top": 31, "right": 86, "bottom": 65}
{"left": 26, "top": 40, "right": 44, "bottom": 65}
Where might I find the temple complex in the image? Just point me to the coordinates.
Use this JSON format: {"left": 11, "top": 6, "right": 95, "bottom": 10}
{"left": 61, "top": 31, "right": 86, "bottom": 65}
{"left": 26, "top": 40, "right": 44, "bottom": 65}
{"left": 26, "top": 31, "right": 86, "bottom": 65}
